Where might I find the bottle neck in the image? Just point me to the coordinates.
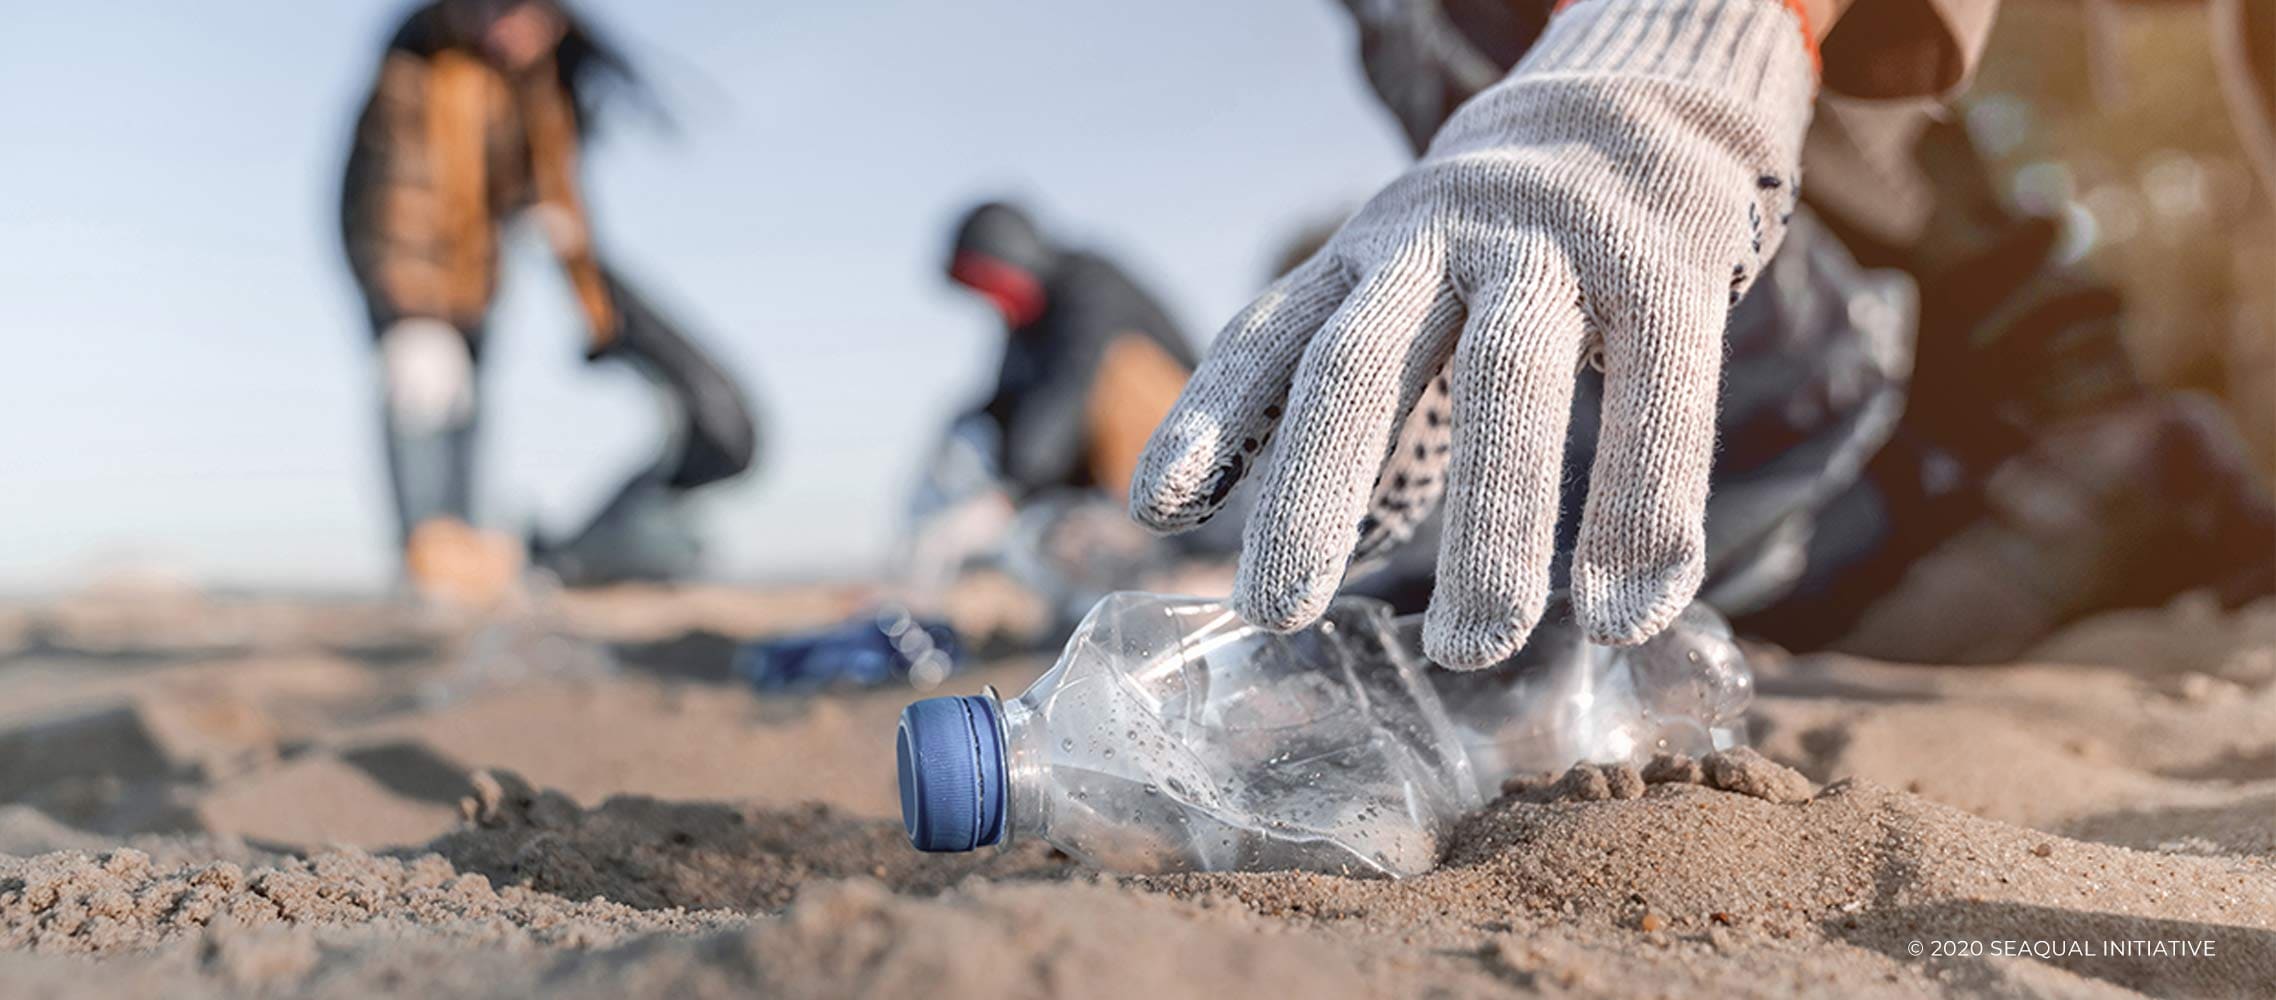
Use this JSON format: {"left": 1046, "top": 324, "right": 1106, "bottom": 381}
{"left": 997, "top": 693, "right": 1051, "bottom": 846}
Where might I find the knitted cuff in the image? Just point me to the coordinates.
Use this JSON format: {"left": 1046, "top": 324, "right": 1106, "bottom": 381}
{"left": 1530, "top": 0, "right": 1820, "bottom": 102}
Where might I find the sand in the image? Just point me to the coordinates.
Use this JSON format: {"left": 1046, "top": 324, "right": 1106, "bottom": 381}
{"left": 0, "top": 583, "right": 2267, "bottom": 998}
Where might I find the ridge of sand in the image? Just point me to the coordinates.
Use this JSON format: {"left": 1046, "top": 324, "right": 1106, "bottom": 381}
{"left": 1146, "top": 756, "right": 2276, "bottom": 997}
{"left": 0, "top": 843, "right": 746, "bottom": 957}
{"left": 422, "top": 770, "right": 1074, "bottom": 911}
{"left": 0, "top": 589, "right": 2267, "bottom": 997}
{"left": 1, "top": 754, "right": 2268, "bottom": 998}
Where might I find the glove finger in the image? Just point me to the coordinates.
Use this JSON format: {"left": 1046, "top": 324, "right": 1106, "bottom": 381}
{"left": 1421, "top": 247, "right": 1585, "bottom": 669}
{"left": 1235, "top": 240, "right": 1462, "bottom": 631}
{"left": 1129, "top": 252, "right": 1351, "bottom": 533}
{"left": 1348, "top": 360, "right": 1454, "bottom": 574}
{"left": 1571, "top": 268, "right": 1727, "bottom": 646}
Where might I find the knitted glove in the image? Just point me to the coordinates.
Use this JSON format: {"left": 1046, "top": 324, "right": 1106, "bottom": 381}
{"left": 1130, "top": 0, "right": 1816, "bottom": 667}
{"left": 378, "top": 318, "right": 476, "bottom": 436}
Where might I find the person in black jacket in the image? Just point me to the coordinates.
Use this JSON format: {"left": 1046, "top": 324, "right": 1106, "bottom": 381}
{"left": 946, "top": 202, "right": 1196, "bottom": 501}
{"left": 899, "top": 202, "right": 1214, "bottom": 620}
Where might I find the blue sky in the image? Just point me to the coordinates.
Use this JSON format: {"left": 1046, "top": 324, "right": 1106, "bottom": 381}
{"left": 0, "top": 1, "right": 1411, "bottom": 591}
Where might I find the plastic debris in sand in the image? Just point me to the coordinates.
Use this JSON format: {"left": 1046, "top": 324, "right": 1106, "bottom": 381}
{"left": 737, "top": 605, "right": 963, "bottom": 692}
{"left": 895, "top": 591, "right": 1754, "bottom": 877}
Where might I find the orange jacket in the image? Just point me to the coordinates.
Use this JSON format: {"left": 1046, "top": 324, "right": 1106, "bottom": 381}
{"left": 341, "top": 47, "right": 617, "bottom": 352}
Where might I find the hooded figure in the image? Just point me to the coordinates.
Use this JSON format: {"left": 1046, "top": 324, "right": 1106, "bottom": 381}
{"left": 946, "top": 202, "right": 1196, "bottom": 501}
{"left": 341, "top": 0, "right": 757, "bottom": 602}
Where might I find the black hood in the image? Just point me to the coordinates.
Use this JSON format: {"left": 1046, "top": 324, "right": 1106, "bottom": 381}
{"left": 948, "top": 201, "right": 1057, "bottom": 279}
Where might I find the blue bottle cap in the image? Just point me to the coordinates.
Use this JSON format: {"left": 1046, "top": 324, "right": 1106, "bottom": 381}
{"left": 896, "top": 695, "right": 1007, "bottom": 852}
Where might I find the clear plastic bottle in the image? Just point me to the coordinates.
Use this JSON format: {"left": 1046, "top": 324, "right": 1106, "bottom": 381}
{"left": 896, "top": 591, "right": 1751, "bottom": 877}
{"left": 1413, "top": 599, "right": 1751, "bottom": 801}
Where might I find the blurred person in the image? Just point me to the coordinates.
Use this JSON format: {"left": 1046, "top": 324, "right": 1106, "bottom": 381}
{"left": 341, "top": 0, "right": 757, "bottom": 605}
{"left": 945, "top": 201, "right": 1197, "bottom": 503}
{"left": 1129, "top": 0, "right": 2274, "bottom": 667}
{"left": 900, "top": 202, "right": 1216, "bottom": 636}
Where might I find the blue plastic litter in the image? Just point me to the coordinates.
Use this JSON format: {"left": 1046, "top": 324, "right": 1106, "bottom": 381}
{"left": 735, "top": 608, "right": 964, "bottom": 691}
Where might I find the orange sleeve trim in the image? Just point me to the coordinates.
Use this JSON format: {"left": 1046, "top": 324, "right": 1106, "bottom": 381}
{"left": 1552, "top": 0, "right": 1822, "bottom": 76}
{"left": 522, "top": 63, "right": 620, "bottom": 352}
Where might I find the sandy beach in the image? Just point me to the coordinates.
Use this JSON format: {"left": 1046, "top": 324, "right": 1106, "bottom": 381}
{"left": 0, "top": 580, "right": 2268, "bottom": 998}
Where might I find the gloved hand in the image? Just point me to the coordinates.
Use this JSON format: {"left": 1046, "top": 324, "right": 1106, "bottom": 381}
{"left": 1130, "top": 0, "right": 1817, "bottom": 667}
{"left": 377, "top": 318, "right": 476, "bottom": 436}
